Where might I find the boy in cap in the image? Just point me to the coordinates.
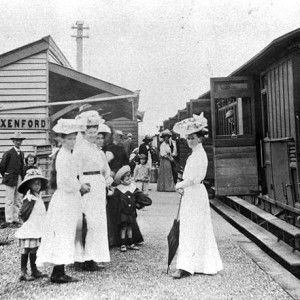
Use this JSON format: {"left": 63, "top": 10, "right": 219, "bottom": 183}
{"left": 0, "top": 132, "right": 26, "bottom": 228}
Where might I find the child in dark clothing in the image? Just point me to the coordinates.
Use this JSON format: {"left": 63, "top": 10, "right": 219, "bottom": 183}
{"left": 113, "top": 165, "right": 152, "bottom": 252}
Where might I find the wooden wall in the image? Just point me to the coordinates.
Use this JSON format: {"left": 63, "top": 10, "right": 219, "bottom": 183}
{"left": 214, "top": 146, "right": 258, "bottom": 195}
{"left": 266, "top": 58, "right": 295, "bottom": 139}
{"left": 106, "top": 117, "right": 139, "bottom": 149}
{"left": 0, "top": 51, "right": 49, "bottom": 207}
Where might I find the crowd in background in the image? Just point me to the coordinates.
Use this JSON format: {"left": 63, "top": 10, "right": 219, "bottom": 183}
{"left": 0, "top": 110, "right": 222, "bottom": 283}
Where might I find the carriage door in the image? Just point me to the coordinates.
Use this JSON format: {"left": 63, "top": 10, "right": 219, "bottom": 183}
{"left": 210, "top": 77, "right": 259, "bottom": 196}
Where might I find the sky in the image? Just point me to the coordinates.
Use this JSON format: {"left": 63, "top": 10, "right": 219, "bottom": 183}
{"left": 1, "top": 0, "right": 300, "bottom": 135}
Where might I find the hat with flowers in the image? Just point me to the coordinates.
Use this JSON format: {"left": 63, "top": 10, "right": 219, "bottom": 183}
{"left": 173, "top": 112, "right": 208, "bottom": 135}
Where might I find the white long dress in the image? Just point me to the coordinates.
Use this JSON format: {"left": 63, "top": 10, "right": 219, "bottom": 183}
{"left": 176, "top": 143, "right": 223, "bottom": 274}
{"left": 36, "top": 147, "right": 83, "bottom": 266}
{"left": 73, "top": 138, "right": 111, "bottom": 263}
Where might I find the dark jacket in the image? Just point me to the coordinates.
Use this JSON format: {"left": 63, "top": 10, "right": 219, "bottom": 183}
{"left": 123, "top": 138, "right": 134, "bottom": 157}
{"left": 0, "top": 147, "right": 25, "bottom": 186}
{"left": 114, "top": 187, "right": 152, "bottom": 226}
{"left": 138, "top": 143, "right": 149, "bottom": 157}
{"left": 104, "top": 143, "right": 128, "bottom": 174}
{"left": 138, "top": 143, "right": 158, "bottom": 163}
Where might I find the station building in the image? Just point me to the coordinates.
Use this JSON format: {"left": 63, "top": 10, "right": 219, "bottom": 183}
{"left": 0, "top": 35, "right": 141, "bottom": 208}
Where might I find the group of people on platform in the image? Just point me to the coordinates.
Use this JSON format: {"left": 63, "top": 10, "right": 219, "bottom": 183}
{"left": 0, "top": 110, "right": 223, "bottom": 283}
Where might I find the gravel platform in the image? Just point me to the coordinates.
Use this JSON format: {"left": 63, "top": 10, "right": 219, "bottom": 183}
{"left": 0, "top": 184, "right": 295, "bottom": 300}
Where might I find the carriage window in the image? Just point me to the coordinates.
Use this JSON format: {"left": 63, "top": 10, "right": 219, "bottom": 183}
{"left": 215, "top": 97, "right": 253, "bottom": 136}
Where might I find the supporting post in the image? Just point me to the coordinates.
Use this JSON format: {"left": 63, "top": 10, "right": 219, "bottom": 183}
{"left": 71, "top": 21, "right": 89, "bottom": 72}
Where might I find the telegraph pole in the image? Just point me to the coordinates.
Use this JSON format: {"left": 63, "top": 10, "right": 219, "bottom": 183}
{"left": 71, "top": 21, "right": 89, "bottom": 72}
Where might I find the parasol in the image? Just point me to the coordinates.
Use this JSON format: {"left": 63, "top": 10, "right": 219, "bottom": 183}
{"left": 82, "top": 213, "right": 87, "bottom": 249}
{"left": 167, "top": 194, "right": 182, "bottom": 274}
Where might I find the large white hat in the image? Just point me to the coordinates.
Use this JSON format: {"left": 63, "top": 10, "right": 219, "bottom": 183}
{"left": 18, "top": 168, "right": 48, "bottom": 194}
{"left": 75, "top": 110, "right": 104, "bottom": 126}
{"left": 173, "top": 112, "right": 208, "bottom": 135}
{"left": 98, "top": 123, "right": 111, "bottom": 133}
{"left": 53, "top": 118, "right": 86, "bottom": 134}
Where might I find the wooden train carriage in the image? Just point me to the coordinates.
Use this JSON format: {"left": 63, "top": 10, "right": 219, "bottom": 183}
{"left": 0, "top": 36, "right": 139, "bottom": 208}
{"left": 177, "top": 108, "right": 188, "bottom": 121}
{"left": 209, "top": 28, "right": 300, "bottom": 218}
{"left": 210, "top": 77, "right": 257, "bottom": 196}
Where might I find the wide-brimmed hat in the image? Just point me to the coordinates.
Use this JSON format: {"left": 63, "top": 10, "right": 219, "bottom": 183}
{"left": 18, "top": 168, "right": 48, "bottom": 194}
{"left": 98, "top": 123, "right": 111, "bottom": 134}
{"left": 114, "top": 165, "right": 131, "bottom": 185}
{"left": 160, "top": 129, "right": 172, "bottom": 138}
{"left": 173, "top": 112, "right": 209, "bottom": 135}
{"left": 114, "top": 130, "right": 123, "bottom": 136}
{"left": 10, "top": 132, "right": 26, "bottom": 140}
{"left": 53, "top": 118, "right": 86, "bottom": 134}
{"left": 76, "top": 110, "right": 104, "bottom": 127}
{"left": 142, "top": 135, "right": 153, "bottom": 142}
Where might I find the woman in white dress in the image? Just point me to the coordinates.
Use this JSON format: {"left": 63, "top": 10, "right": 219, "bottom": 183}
{"left": 172, "top": 113, "right": 223, "bottom": 279}
{"left": 36, "top": 119, "right": 90, "bottom": 284}
{"left": 74, "top": 111, "right": 112, "bottom": 271}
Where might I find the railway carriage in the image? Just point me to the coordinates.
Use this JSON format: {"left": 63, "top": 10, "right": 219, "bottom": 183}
{"left": 163, "top": 28, "right": 300, "bottom": 226}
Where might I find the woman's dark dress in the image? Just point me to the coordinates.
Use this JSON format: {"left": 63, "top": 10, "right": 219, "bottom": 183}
{"left": 104, "top": 143, "right": 128, "bottom": 174}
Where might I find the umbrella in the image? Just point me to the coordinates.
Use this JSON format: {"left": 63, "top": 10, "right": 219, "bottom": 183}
{"left": 82, "top": 213, "right": 87, "bottom": 249}
{"left": 167, "top": 194, "right": 183, "bottom": 274}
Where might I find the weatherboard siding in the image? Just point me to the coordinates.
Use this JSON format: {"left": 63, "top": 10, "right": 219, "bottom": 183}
{"left": 0, "top": 51, "right": 49, "bottom": 207}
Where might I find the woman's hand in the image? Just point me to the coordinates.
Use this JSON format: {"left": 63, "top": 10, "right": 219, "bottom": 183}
{"left": 175, "top": 182, "right": 184, "bottom": 195}
{"left": 176, "top": 188, "right": 184, "bottom": 196}
{"left": 80, "top": 183, "right": 91, "bottom": 195}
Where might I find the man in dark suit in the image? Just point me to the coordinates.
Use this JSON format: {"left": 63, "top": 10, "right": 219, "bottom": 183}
{"left": 123, "top": 133, "right": 134, "bottom": 158}
{"left": 0, "top": 132, "right": 26, "bottom": 227}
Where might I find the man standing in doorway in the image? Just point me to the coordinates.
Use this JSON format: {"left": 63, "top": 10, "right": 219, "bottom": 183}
{"left": 0, "top": 132, "right": 26, "bottom": 228}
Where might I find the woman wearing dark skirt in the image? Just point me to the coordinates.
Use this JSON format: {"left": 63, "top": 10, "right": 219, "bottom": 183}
{"left": 157, "top": 129, "right": 175, "bottom": 192}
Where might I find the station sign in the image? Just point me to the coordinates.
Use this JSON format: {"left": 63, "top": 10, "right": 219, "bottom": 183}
{"left": 0, "top": 117, "right": 49, "bottom": 130}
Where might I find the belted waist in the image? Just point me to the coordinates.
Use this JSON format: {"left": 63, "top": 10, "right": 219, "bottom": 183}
{"left": 83, "top": 171, "right": 101, "bottom": 175}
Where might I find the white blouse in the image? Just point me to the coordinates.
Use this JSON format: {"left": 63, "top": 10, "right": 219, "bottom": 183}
{"left": 176, "top": 143, "right": 207, "bottom": 189}
{"left": 160, "top": 142, "right": 172, "bottom": 157}
{"left": 73, "top": 138, "right": 111, "bottom": 180}
{"left": 56, "top": 147, "right": 81, "bottom": 194}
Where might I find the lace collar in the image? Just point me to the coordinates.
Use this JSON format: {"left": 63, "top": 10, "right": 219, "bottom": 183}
{"left": 116, "top": 182, "right": 137, "bottom": 194}
{"left": 23, "top": 190, "right": 40, "bottom": 202}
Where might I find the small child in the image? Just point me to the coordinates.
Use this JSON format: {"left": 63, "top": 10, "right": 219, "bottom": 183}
{"left": 15, "top": 169, "right": 48, "bottom": 281}
{"left": 113, "top": 165, "right": 152, "bottom": 252}
{"left": 134, "top": 154, "right": 151, "bottom": 195}
{"left": 23, "top": 154, "right": 38, "bottom": 175}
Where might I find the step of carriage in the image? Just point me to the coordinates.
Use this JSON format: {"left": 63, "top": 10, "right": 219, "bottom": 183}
{"left": 217, "top": 195, "right": 300, "bottom": 251}
{"left": 210, "top": 197, "right": 300, "bottom": 276}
